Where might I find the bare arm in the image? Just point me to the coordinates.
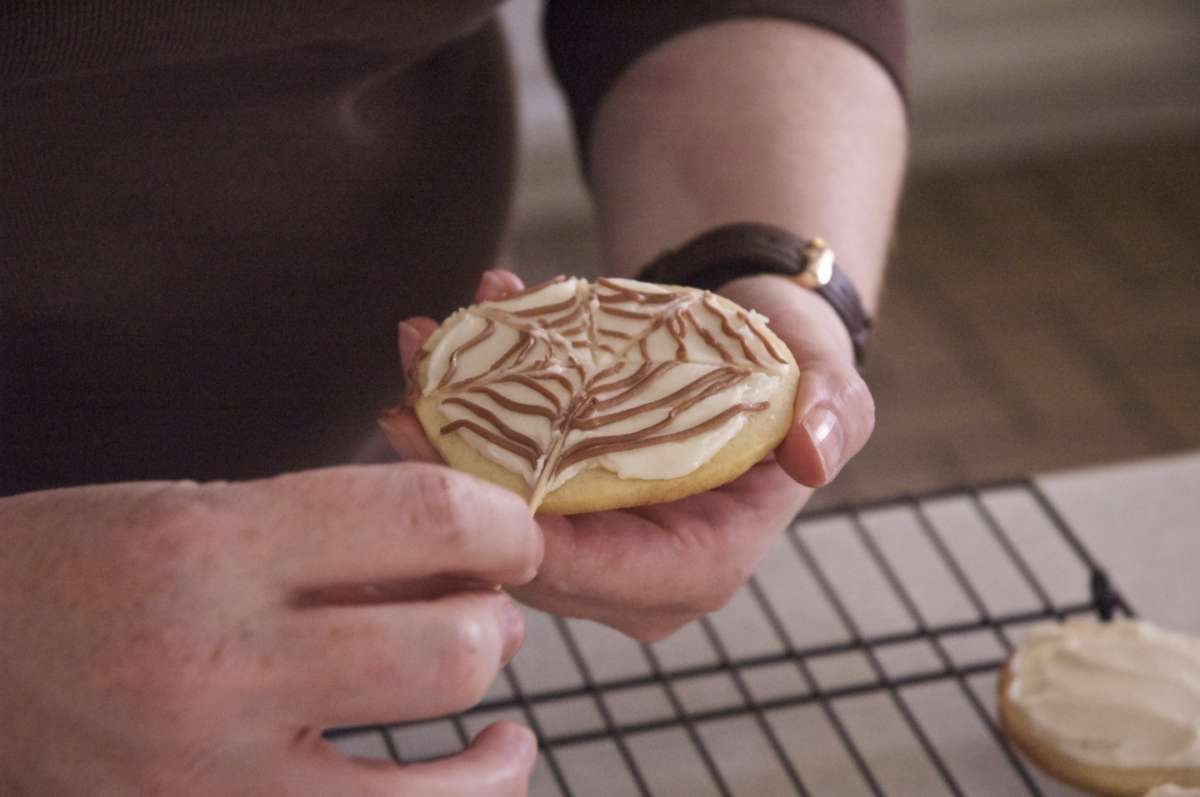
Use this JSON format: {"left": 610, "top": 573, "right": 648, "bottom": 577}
{"left": 589, "top": 18, "right": 907, "bottom": 307}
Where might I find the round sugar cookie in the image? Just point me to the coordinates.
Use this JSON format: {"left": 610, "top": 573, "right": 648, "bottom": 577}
{"left": 998, "top": 619, "right": 1200, "bottom": 797}
{"left": 390, "top": 276, "right": 799, "bottom": 514}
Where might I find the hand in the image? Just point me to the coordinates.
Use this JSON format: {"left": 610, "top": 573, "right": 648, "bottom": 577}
{"left": 0, "top": 465, "right": 543, "bottom": 795}
{"left": 718, "top": 273, "right": 875, "bottom": 489}
{"left": 386, "top": 270, "right": 872, "bottom": 642}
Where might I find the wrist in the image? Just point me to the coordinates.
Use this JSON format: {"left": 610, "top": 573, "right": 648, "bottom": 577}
{"left": 718, "top": 274, "right": 856, "bottom": 367}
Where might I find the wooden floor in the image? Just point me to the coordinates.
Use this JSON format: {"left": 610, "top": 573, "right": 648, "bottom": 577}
{"left": 510, "top": 138, "right": 1200, "bottom": 509}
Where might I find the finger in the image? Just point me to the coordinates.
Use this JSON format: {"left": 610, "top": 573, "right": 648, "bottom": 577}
{"left": 378, "top": 407, "right": 442, "bottom": 464}
{"left": 398, "top": 317, "right": 440, "bottom": 375}
{"left": 474, "top": 268, "right": 526, "bottom": 303}
{"left": 241, "top": 464, "right": 542, "bottom": 590}
{"left": 273, "top": 592, "right": 524, "bottom": 726}
{"left": 306, "top": 722, "right": 536, "bottom": 797}
{"left": 776, "top": 364, "right": 875, "bottom": 486}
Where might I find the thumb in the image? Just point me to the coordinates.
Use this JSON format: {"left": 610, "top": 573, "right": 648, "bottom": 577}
{"left": 310, "top": 721, "right": 536, "bottom": 797}
{"left": 777, "top": 362, "right": 875, "bottom": 487}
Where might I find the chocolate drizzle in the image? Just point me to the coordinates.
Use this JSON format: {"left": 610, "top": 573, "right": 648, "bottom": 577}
{"left": 702, "top": 296, "right": 762, "bottom": 366}
{"left": 558, "top": 402, "right": 768, "bottom": 470}
{"left": 436, "top": 319, "right": 495, "bottom": 389}
{"left": 515, "top": 296, "right": 576, "bottom": 318}
{"left": 739, "top": 309, "right": 789, "bottom": 364}
{"left": 422, "top": 277, "right": 792, "bottom": 510}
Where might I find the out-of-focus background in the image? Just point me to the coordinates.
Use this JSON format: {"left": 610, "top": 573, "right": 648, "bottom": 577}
{"left": 497, "top": 0, "right": 1200, "bottom": 509}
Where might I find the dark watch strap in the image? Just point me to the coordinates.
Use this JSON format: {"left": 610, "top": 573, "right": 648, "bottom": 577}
{"left": 634, "top": 222, "right": 873, "bottom": 367}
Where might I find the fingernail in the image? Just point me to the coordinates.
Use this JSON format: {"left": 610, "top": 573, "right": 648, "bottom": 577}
{"left": 498, "top": 597, "right": 525, "bottom": 666}
{"left": 803, "top": 406, "right": 844, "bottom": 483}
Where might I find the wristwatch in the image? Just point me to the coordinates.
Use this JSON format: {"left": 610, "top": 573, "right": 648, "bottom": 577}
{"left": 634, "top": 222, "right": 873, "bottom": 368}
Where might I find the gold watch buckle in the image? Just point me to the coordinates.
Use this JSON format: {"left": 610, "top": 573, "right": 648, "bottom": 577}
{"left": 796, "top": 237, "right": 835, "bottom": 289}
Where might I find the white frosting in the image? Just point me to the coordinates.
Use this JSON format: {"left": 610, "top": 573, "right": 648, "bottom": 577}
{"left": 590, "top": 370, "right": 777, "bottom": 482}
{"left": 420, "top": 277, "right": 794, "bottom": 505}
{"left": 1007, "top": 619, "right": 1200, "bottom": 769}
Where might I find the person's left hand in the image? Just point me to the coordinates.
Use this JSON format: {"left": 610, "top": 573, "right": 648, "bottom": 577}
{"left": 384, "top": 269, "right": 874, "bottom": 641}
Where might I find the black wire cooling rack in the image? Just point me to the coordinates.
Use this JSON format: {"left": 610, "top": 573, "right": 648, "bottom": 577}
{"left": 328, "top": 479, "right": 1133, "bottom": 796}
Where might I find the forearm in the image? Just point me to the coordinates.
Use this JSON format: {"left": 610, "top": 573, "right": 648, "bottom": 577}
{"left": 587, "top": 19, "right": 908, "bottom": 310}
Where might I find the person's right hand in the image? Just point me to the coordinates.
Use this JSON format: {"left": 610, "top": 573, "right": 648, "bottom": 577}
{"left": 0, "top": 464, "right": 543, "bottom": 796}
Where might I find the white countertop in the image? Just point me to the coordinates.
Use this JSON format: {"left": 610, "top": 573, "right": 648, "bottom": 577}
{"left": 1040, "top": 450, "right": 1200, "bottom": 634}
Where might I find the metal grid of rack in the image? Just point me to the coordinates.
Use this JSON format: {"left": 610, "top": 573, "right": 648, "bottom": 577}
{"left": 328, "top": 479, "right": 1133, "bottom": 796}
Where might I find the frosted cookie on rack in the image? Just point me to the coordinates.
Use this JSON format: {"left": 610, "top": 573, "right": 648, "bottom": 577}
{"left": 391, "top": 276, "right": 799, "bottom": 514}
{"left": 998, "top": 619, "right": 1200, "bottom": 797}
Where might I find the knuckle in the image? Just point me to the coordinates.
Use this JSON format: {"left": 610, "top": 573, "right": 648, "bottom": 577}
{"left": 127, "top": 481, "right": 230, "bottom": 573}
{"left": 431, "top": 611, "right": 500, "bottom": 708}
{"left": 133, "top": 480, "right": 209, "bottom": 534}
{"left": 834, "top": 368, "right": 872, "bottom": 413}
{"left": 399, "top": 465, "right": 541, "bottom": 575}
{"left": 397, "top": 466, "right": 471, "bottom": 549}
